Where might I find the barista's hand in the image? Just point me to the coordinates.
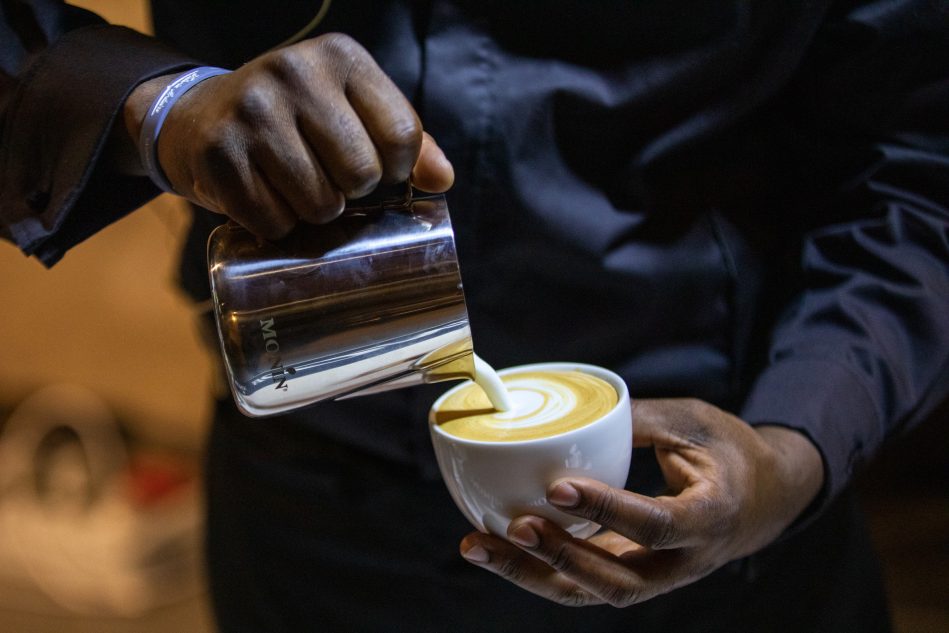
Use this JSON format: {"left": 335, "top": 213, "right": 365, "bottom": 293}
{"left": 123, "top": 33, "right": 453, "bottom": 239}
{"left": 458, "top": 398, "right": 824, "bottom": 607}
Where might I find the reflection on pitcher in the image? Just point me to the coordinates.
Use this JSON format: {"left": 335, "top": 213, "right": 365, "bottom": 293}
{"left": 208, "top": 193, "right": 474, "bottom": 418}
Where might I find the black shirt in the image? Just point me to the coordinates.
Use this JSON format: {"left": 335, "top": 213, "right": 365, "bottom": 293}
{"left": 1, "top": 0, "right": 948, "bottom": 514}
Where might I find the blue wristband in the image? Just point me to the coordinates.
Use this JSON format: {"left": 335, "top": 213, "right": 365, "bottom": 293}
{"left": 139, "top": 66, "right": 231, "bottom": 193}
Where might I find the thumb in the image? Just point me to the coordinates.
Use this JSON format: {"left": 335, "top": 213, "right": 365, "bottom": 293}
{"left": 631, "top": 398, "right": 675, "bottom": 448}
{"left": 632, "top": 398, "right": 720, "bottom": 449}
{"left": 411, "top": 131, "right": 454, "bottom": 192}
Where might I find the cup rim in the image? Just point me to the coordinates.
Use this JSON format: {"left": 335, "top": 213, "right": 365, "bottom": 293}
{"left": 429, "top": 361, "right": 630, "bottom": 446}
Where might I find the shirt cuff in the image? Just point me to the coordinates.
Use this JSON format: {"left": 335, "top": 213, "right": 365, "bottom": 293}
{"left": 0, "top": 24, "right": 198, "bottom": 265}
{"left": 740, "top": 358, "right": 884, "bottom": 515}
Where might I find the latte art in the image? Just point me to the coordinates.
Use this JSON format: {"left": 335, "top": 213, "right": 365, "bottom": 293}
{"left": 434, "top": 370, "right": 617, "bottom": 441}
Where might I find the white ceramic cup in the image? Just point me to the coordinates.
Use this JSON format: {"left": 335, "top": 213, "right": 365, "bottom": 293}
{"left": 429, "top": 362, "right": 632, "bottom": 539}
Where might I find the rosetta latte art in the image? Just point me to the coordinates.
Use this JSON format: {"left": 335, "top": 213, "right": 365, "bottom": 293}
{"left": 434, "top": 370, "right": 617, "bottom": 441}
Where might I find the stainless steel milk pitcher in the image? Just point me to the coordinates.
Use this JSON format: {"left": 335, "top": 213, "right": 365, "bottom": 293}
{"left": 207, "top": 193, "right": 475, "bottom": 418}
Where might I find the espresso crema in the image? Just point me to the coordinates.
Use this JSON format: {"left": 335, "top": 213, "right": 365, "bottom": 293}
{"left": 434, "top": 370, "right": 617, "bottom": 441}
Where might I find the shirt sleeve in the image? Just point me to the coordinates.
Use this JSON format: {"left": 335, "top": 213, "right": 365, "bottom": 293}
{"left": 741, "top": 1, "right": 949, "bottom": 510}
{"left": 0, "top": 2, "right": 199, "bottom": 266}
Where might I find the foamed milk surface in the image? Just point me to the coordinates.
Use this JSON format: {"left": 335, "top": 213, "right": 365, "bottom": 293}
{"left": 435, "top": 370, "right": 617, "bottom": 442}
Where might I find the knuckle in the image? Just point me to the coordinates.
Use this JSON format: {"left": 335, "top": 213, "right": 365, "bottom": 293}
{"left": 258, "top": 219, "right": 295, "bottom": 241}
{"left": 309, "top": 198, "right": 345, "bottom": 224}
{"left": 602, "top": 584, "right": 640, "bottom": 609}
{"left": 339, "top": 155, "right": 382, "bottom": 197}
{"left": 267, "top": 47, "right": 308, "bottom": 84}
{"left": 377, "top": 118, "right": 422, "bottom": 180}
{"left": 297, "top": 175, "right": 344, "bottom": 223}
{"left": 640, "top": 504, "right": 677, "bottom": 549}
{"left": 495, "top": 557, "right": 527, "bottom": 584}
{"left": 585, "top": 487, "right": 620, "bottom": 526}
{"left": 380, "top": 116, "right": 422, "bottom": 155}
{"left": 234, "top": 83, "right": 275, "bottom": 124}
{"left": 559, "top": 587, "right": 591, "bottom": 608}
{"left": 241, "top": 203, "right": 295, "bottom": 240}
{"left": 544, "top": 542, "right": 575, "bottom": 575}
{"left": 315, "top": 33, "right": 374, "bottom": 83}
{"left": 318, "top": 33, "right": 363, "bottom": 66}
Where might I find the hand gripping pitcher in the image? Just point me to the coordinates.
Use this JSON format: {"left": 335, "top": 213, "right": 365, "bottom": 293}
{"left": 207, "top": 192, "right": 475, "bottom": 417}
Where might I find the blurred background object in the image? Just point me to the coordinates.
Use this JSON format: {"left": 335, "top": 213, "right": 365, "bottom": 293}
{"left": 856, "top": 400, "right": 949, "bottom": 633}
{"left": 0, "top": 1, "right": 944, "bottom": 632}
{"left": 0, "top": 3, "right": 216, "bottom": 630}
{"left": 0, "top": 385, "right": 205, "bottom": 624}
{"left": 0, "top": 149, "right": 215, "bottom": 452}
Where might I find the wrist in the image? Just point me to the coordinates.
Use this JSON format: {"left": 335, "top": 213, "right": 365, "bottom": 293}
{"left": 121, "top": 72, "right": 184, "bottom": 173}
{"left": 755, "top": 424, "right": 825, "bottom": 525}
{"left": 110, "top": 71, "right": 181, "bottom": 176}
{"left": 135, "top": 67, "right": 231, "bottom": 192}
{"left": 105, "top": 72, "right": 184, "bottom": 176}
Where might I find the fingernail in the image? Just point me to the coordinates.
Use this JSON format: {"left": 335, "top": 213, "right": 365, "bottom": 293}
{"left": 509, "top": 524, "right": 539, "bottom": 549}
{"left": 461, "top": 545, "right": 489, "bottom": 564}
{"left": 548, "top": 483, "right": 580, "bottom": 508}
